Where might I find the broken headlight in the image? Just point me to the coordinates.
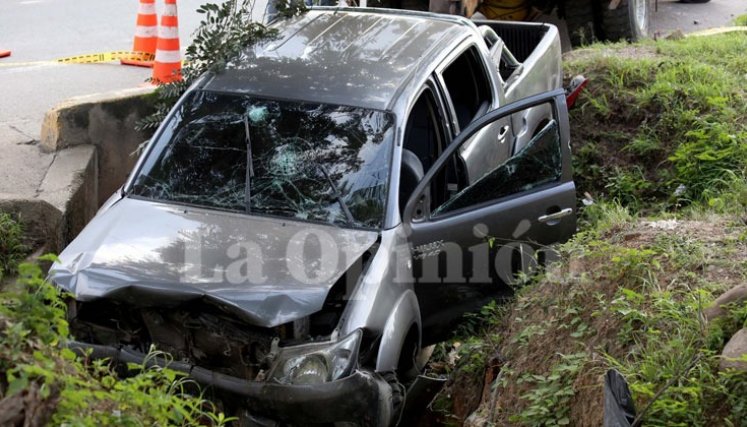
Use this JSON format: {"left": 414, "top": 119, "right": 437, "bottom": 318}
{"left": 270, "top": 329, "right": 362, "bottom": 385}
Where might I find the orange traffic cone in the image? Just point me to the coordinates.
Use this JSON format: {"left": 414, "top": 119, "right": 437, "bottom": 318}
{"left": 152, "top": 0, "right": 182, "bottom": 83}
{"left": 122, "top": 0, "right": 157, "bottom": 67}
{"left": 0, "top": 50, "right": 10, "bottom": 58}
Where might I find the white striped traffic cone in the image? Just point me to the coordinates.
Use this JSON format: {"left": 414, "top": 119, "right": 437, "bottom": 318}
{"left": 152, "top": 0, "right": 182, "bottom": 83}
{"left": 122, "top": 0, "right": 157, "bottom": 67}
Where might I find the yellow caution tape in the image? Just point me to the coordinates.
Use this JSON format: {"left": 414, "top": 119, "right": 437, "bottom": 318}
{"left": 56, "top": 51, "right": 154, "bottom": 64}
{"left": 0, "top": 51, "right": 154, "bottom": 68}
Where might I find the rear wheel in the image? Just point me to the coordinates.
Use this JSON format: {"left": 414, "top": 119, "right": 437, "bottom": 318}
{"left": 600, "top": 0, "right": 652, "bottom": 42}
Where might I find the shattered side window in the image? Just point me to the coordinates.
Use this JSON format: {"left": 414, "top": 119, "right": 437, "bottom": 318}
{"left": 130, "top": 91, "right": 395, "bottom": 229}
{"left": 433, "top": 119, "right": 562, "bottom": 216}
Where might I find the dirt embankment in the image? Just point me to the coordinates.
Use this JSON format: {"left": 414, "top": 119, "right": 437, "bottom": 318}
{"left": 432, "top": 214, "right": 747, "bottom": 426}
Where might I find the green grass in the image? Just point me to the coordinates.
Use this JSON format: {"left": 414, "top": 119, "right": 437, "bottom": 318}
{"left": 734, "top": 14, "right": 747, "bottom": 27}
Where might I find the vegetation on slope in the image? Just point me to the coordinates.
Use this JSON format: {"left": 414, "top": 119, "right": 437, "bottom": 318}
{"left": 431, "top": 31, "right": 747, "bottom": 426}
{"left": 567, "top": 32, "right": 747, "bottom": 213}
{"left": 0, "top": 225, "right": 232, "bottom": 425}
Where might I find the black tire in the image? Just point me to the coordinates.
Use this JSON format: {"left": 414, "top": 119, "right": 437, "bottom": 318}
{"left": 564, "top": 0, "right": 598, "bottom": 46}
{"left": 601, "top": 0, "right": 653, "bottom": 42}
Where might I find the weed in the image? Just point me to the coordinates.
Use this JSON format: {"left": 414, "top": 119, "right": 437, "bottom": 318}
{"left": 624, "top": 131, "right": 661, "bottom": 157}
{"left": 669, "top": 123, "right": 747, "bottom": 203}
{"left": 703, "top": 172, "right": 747, "bottom": 214}
{"left": 577, "top": 201, "right": 634, "bottom": 234}
{"left": 605, "top": 166, "right": 655, "bottom": 211}
{"left": 0, "top": 213, "right": 28, "bottom": 280}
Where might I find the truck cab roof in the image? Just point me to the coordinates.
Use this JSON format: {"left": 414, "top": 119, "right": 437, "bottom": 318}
{"left": 203, "top": 8, "right": 474, "bottom": 110}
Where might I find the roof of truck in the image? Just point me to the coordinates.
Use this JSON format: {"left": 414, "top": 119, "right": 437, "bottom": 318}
{"left": 203, "top": 8, "right": 473, "bottom": 110}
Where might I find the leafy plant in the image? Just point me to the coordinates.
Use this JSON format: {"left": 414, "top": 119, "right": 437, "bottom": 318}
{"left": 669, "top": 123, "right": 747, "bottom": 204}
{"left": 509, "top": 352, "right": 587, "bottom": 426}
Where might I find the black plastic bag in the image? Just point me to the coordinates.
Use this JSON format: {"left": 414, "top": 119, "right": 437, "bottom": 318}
{"left": 603, "top": 369, "right": 637, "bottom": 427}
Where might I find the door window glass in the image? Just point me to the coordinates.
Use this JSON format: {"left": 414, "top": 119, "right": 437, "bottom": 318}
{"left": 401, "top": 88, "right": 453, "bottom": 214}
{"left": 440, "top": 46, "right": 492, "bottom": 131}
{"left": 433, "top": 118, "right": 562, "bottom": 217}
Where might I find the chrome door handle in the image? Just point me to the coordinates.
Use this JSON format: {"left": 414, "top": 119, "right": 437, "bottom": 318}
{"left": 497, "top": 125, "right": 509, "bottom": 143}
{"left": 538, "top": 208, "right": 573, "bottom": 224}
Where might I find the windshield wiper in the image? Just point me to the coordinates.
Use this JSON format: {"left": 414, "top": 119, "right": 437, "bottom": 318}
{"left": 243, "top": 116, "right": 255, "bottom": 213}
{"left": 315, "top": 163, "right": 355, "bottom": 226}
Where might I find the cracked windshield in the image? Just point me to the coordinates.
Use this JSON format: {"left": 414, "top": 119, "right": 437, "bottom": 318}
{"left": 129, "top": 91, "right": 395, "bottom": 228}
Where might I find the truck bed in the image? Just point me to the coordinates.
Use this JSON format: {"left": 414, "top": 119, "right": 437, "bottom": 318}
{"left": 472, "top": 20, "right": 551, "bottom": 63}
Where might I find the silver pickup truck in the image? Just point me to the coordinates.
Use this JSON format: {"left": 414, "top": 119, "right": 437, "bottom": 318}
{"left": 51, "top": 8, "right": 576, "bottom": 426}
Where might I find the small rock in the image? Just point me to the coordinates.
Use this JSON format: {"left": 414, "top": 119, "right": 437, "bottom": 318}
{"left": 704, "top": 285, "right": 747, "bottom": 321}
{"left": 644, "top": 219, "right": 679, "bottom": 230}
{"left": 464, "top": 410, "right": 489, "bottom": 427}
{"left": 720, "top": 328, "right": 747, "bottom": 371}
{"left": 694, "top": 20, "right": 700, "bottom": 25}
{"left": 666, "top": 30, "right": 685, "bottom": 41}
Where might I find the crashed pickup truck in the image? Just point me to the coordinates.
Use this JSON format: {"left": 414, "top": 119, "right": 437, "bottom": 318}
{"left": 51, "top": 7, "right": 577, "bottom": 426}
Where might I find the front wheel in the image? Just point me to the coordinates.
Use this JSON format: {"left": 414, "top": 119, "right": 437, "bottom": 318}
{"left": 600, "top": 0, "right": 653, "bottom": 42}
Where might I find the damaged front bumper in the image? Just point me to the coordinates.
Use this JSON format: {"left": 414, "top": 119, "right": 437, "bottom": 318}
{"left": 68, "top": 340, "right": 395, "bottom": 427}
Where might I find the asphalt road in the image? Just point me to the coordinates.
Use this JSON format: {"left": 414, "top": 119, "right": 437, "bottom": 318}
{"left": 0, "top": 0, "right": 268, "bottom": 139}
{"left": 654, "top": 0, "right": 747, "bottom": 36}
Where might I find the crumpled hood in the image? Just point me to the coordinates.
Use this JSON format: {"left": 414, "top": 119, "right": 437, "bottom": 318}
{"left": 50, "top": 197, "right": 378, "bottom": 328}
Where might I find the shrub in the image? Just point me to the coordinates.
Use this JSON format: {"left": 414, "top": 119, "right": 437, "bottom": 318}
{"left": 0, "top": 257, "right": 232, "bottom": 425}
